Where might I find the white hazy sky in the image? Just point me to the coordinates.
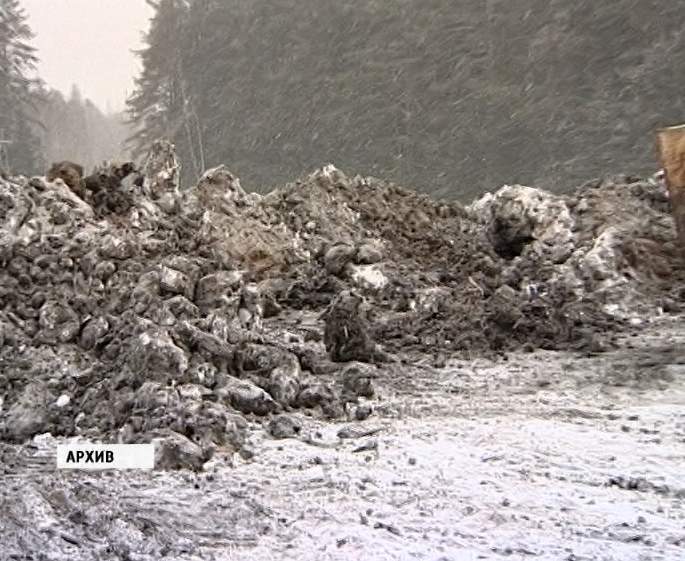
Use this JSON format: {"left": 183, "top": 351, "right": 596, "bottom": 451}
{"left": 22, "top": 0, "right": 154, "bottom": 113}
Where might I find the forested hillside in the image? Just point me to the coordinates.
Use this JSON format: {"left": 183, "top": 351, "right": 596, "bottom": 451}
{"left": 0, "top": 2, "right": 130, "bottom": 175}
{"left": 4, "top": 0, "right": 684, "bottom": 196}
{"left": 127, "top": 0, "right": 685, "bottom": 199}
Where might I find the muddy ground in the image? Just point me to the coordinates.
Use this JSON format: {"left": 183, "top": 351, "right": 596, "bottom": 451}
{"left": 2, "top": 313, "right": 683, "bottom": 561}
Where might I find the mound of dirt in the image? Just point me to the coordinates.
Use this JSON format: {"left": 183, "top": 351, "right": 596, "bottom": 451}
{"left": 0, "top": 144, "right": 682, "bottom": 464}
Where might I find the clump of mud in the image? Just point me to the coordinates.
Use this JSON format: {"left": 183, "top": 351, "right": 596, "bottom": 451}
{"left": 0, "top": 145, "right": 681, "bottom": 465}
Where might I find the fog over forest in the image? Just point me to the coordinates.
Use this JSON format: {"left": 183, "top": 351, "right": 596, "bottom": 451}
{"left": 3, "top": 0, "right": 685, "bottom": 198}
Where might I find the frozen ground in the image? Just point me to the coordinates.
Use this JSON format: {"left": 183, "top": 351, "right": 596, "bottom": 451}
{"left": 1, "top": 315, "right": 684, "bottom": 561}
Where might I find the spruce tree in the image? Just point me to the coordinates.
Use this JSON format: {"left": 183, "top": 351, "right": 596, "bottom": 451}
{"left": 126, "top": 0, "right": 196, "bottom": 180}
{"left": 0, "top": 0, "right": 43, "bottom": 174}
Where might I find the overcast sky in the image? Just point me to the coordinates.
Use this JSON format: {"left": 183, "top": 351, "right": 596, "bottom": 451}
{"left": 22, "top": 0, "right": 154, "bottom": 113}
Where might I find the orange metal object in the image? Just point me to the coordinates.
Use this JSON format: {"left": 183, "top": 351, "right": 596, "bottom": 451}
{"left": 656, "top": 124, "right": 685, "bottom": 256}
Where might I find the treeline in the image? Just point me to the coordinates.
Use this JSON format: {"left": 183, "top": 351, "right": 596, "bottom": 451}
{"left": 0, "top": 1, "right": 129, "bottom": 176}
{"left": 37, "top": 86, "right": 130, "bottom": 172}
{"left": 128, "top": 0, "right": 685, "bottom": 200}
{"left": 5, "top": 1, "right": 685, "bottom": 196}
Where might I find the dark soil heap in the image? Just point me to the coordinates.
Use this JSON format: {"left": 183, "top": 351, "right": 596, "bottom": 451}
{"left": 0, "top": 144, "right": 681, "bottom": 467}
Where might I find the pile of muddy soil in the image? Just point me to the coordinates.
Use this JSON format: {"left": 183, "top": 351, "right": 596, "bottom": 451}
{"left": 1, "top": 143, "right": 682, "bottom": 464}
{"left": 269, "top": 167, "right": 683, "bottom": 356}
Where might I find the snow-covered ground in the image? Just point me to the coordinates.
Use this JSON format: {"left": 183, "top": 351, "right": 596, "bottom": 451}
{"left": 2, "top": 316, "right": 684, "bottom": 560}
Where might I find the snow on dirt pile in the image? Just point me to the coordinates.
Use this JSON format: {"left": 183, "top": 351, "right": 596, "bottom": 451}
{"left": 275, "top": 166, "right": 682, "bottom": 356}
{"left": 0, "top": 142, "right": 682, "bottom": 464}
{"left": 469, "top": 174, "right": 683, "bottom": 324}
{"left": 0, "top": 149, "right": 355, "bottom": 467}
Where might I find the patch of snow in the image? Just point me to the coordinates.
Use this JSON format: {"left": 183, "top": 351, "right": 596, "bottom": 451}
{"left": 350, "top": 264, "right": 387, "bottom": 289}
